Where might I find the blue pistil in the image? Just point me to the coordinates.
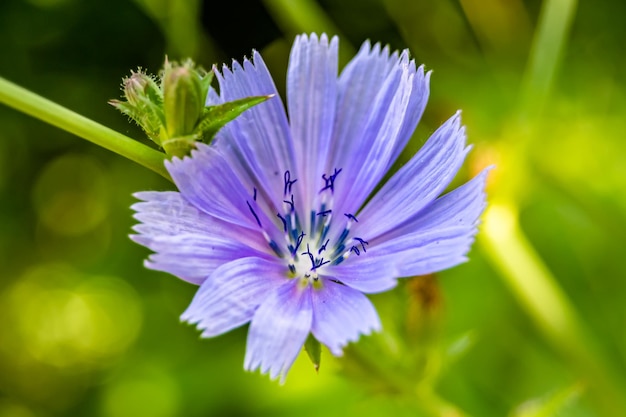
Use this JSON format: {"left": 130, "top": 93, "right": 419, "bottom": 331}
{"left": 317, "top": 209, "right": 332, "bottom": 217}
{"left": 283, "top": 170, "right": 297, "bottom": 196}
{"left": 320, "top": 168, "right": 342, "bottom": 193}
{"left": 283, "top": 194, "right": 295, "bottom": 212}
{"left": 300, "top": 244, "right": 329, "bottom": 272}
{"left": 294, "top": 231, "right": 305, "bottom": 254}
{"left": 312, "top": 258, "right": 330, "bottom": 270}
{"left": 318, "top": 239, "right": 330, "bottom": 255}
{"left": 301, "top": 244, "right": 315, "bottom": 268}
{"left": 277, "top": 213, "right": 287, "bottom": 232}
{"left": 246, "top": 201, "right": 262, "bottom": 227}
{"left": 344, "top": 213, "right": 358, "bottom": 222}
{"left": 354, "top": 237, "right": 369, "bottom": 253}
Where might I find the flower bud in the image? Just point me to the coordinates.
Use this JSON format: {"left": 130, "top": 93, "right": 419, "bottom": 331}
{"left": 162, "top": 61, "right": 205, "bottom": 139}
{"left": 124, "top": 71, "right": 161, "bottom": 107}
{"left": 109, "top": 70, "right": 164, "bottom": 144}
{"left": 111, "top": 58, "right": 269, "bottom": 159}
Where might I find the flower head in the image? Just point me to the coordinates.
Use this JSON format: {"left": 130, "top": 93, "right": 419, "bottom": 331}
{"left": 131, "top": 34, "right": 489, "bottom": 382}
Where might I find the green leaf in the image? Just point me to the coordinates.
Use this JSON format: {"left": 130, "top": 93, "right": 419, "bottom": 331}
{"left": 109, "top": 99, "right": 163, "bottom": 144}
{"left": 304, "top": 334, "right": 321, "bottom": 372}
{"left": 196, "top": 95, "right": 272, "bottom": 143}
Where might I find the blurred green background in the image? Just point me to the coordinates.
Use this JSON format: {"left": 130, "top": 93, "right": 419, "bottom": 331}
{"left": 1, "top": 0, "right": 625, "bottom": 416}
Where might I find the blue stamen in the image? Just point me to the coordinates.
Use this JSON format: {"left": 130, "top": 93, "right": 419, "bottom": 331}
{"left": 253, "top": 187, "right": 257, "bottom": 201}
{"left": 310, "top": 210, "right": 316, "bottom": 235}
{"left": 317, "top": 210, "right": 332, "bottom": 217}
{"left": 269, "top": 240, "right": 283, "bottom": 257}
{"left": 319, "top": 223, "right": 330, "bottom": 243}
{"left": 350, "top": 246, "right": 360, "bottom": 256}
{"left": 337, "top": 228, "right": 350, "bottom": 245}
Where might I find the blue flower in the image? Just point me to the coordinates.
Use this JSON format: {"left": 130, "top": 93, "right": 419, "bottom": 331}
{"left": 131, "top": 33, "right": 488, "bottom": 382}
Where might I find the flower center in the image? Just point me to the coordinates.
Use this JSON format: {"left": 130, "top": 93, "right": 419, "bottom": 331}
{"left": 245, "top": 169, "right": 370, "bottom": 286}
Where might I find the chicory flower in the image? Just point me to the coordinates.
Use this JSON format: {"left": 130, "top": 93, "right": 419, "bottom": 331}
{"left": 131, "top": 33, "right": 488, "bottom": 382}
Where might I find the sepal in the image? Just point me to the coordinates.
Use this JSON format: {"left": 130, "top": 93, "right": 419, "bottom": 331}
{"left": 304, "top": 333, "right": 322, "bottom": 372}
{"left": 110, "top": 59, "right": 269, "bottom": 158}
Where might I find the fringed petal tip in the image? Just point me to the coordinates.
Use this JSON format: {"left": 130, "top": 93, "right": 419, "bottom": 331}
{"left": 163, "top": 142, "right": 212, "bottom": 171}
{"left": 311, "top": 282, "right": 382, "bottom": 356}
{"left": 182, "top": 257, "right": 290, "bottom": 339}
{"left": 131, "top": 190, "right": 157, "bottom": 202}
{"left": 243, "top": 282, "right": 313, "bottom": 384}
{"left": 323, "top": 318, "right": 382, "bottom": 358}
{"left": 294, "top": 32, "right": 338, "bottom": 47}
{"left": 128, "top": 233, "right": 148, "bottom": 247}
{"left": 212, "top": 48, "right": 270, "bottom": 84}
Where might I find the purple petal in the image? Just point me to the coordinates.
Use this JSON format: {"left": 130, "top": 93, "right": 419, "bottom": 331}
{"left": 385, "top": 167, "right": 490, "bottom": 241}
{"left": 372, "top": 226, "right": 476, "bottom": 277}
{"left": 213, "top": 52, "right": 296, "bottom": 209}
{"left": 287, "top": 34, "right": 338, "bottom": 214}
{"left": 389, "top": 64, "right": 430, "bottom": 165}
{"left": 132, "top": 191, "right": 218, "bottom": 236}
{"left": 181, "top": 257, "right": 287, "bottom": 337}
{"left": 355, "top": 112, "right": 470, "bottom": 240}
{"left": 244, "top": 281, "right": 312, "bottom": 382}
{"left": 138, "top": 234, "right": 268, "bottom": 286}
{"left": 329, "top": 255, "right": 401, "bottom": 293}
{"left": 352, "top": 169, "right": 489, "bottom": 277}
{"left": 311, "top": 280, "right": 381, "bottom": 356}
{"left": 166, "top": 144, "right": 283, "bottom": 242}
{"left": 324, "top": 43, "right": 429, "bottom": 220}
{"left": 131, "top": 191, "right": 269, "bottom": 284}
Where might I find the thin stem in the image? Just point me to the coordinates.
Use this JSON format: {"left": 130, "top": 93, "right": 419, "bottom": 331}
{"left": 481, "top": 0, "right": 626, "bottom": 412}
{"left": 0, "top": 76, "right": 171, "bottom": 181}
{"left": 519, "top": 0, "right": 577, "bottom": 119}
{"left": 415, "top": 386, "right": 471, "bottom": 417}
{"left": 480, "top": 203, "right": 626, "bottom": 415}
{"left": 346, "top": 345, "right": 471, "bottom": 417}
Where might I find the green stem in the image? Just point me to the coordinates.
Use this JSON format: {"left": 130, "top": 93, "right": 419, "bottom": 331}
{"left": 262, "top": 0, "right": 355, "bottom": 65}
{"left": 480, "top": 203, "right": 626, "bottom": 415}
{"left": 0, "top": 76, "right": 171, "bottom": 181}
